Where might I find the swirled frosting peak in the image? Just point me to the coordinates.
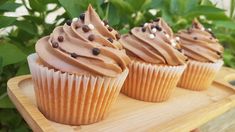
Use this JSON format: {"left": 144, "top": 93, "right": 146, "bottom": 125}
{"left": 177, "top": 19, "right": 224, "bottom": 63}
{"left": 119, "top": 18, "right": 187, "bottom": 66}
{"left": 35, "top": 5, "right": 130, "bottom": 77}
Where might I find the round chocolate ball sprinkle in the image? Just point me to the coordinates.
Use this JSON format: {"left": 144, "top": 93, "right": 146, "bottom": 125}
{"left": 165, "top": 34, "right": 170, "bottom": 38}
{"left": 149, "top": 34, "right": 155, "bottom": 39}
{"left": 52, "top": 42, "right": 59, "bottom": 48}
{"left": 193, "top": 37, "right": 198, "bottom": 40}
{"left": 75, "top": 25, "right": 80, "bottom": 29}
{"left": 187, "top": 28, "right": 192, "bottom": 34}
{"left": 58, "top": 36, "right": 64, "bottom": 42}
{"left": 72, "top": 17, "right": 78, "bottom": 22}
{"left": 176, "top": 37, "right": 180, "bottom": 41}
{"left": 143, "top": 23, "right": 148, "bottom": 27}
{"left": 66, "top": 20, "right": 72, "bottom": 26}
{"left": 115, "top": 33, "right": 121, "bottom": 40}
{"left": 103, "top": 20, "right": 108, "bottom": 25}
{"left": 154, "top": 18, "right": 160, "bottom": 22}
{"left": 107, "top": 38, "right": 113, "bottom": 43}
{"left": 82, "top": 25, "right": 90, "bottom": 32}
{"left": 71, "top": 53, "right": 79, "bottom": 58}
{"left": 79, "top": 13, "right": 85, "bottom": 21}
{"left": 88, "top": 24, "right": 95, "bottom": 30}
{"left": 108, "top": 27, "right": 113, "bottom": 32}
{"left": 150, "top": 25, "right": 155, "bottom": 29}
{"left": 92, "top": 48, "right": 100, "bottom": 55}
{"left": 177, "top": 48, "right": 183, "bottom": 52}
{"left": 151, "top": 28, "right": 157, "bottom": 33}
{"left": 88, "top": 34, "right": 95, "bottom": 41}
{"left": 141, "top": 27, "right": 146, "bottom": 32}
{"left": 155, "top": 25, "right": 162, "bottom": 31}
{"left": 210, "top": 32, "right": 216, "bottom": 38}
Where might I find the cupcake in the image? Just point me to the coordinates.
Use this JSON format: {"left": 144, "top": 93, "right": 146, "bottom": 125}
{"left": 27, "top": 5, "right": 130, "bottom": 125}
{"left": 177, "top": 19, "right": 224, "bottom": 91}
{"left": 119, "top": 18, "right": 187, "bottom": 102}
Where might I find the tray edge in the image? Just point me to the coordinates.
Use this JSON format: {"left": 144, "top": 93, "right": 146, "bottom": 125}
{"left": 6, "top": 67, "right": 235, "bottom": 132}
{"left": 7, "top": 75, "right": 56, "bottom": 132}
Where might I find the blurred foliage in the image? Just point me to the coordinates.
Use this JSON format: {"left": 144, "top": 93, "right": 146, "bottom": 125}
{"left": 0, "top": 0, "right": 235, "bottom": 131}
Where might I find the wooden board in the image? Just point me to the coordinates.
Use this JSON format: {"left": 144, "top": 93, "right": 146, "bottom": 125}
{"left": 7, "top": 67, "right": 235, "bottom": 132}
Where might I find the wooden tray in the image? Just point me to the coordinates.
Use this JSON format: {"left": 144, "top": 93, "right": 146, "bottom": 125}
{"left": 7, "top": 67, "right": 235, "bottom": 132}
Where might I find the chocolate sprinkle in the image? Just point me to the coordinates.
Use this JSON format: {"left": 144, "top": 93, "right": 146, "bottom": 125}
{"left": 92, "top": 48, "right": 100, "bottom": 55}
{"left": 193, "top": 37, "right": 197, "bottom": 40}
{"left": 75, "top": 25, "right": 80, "bottom": 29}
{"left": 58, "top": 36, "right": 64, "bottom": 42}
{"left": 141, "top": 27, "right": 146, "bottom": 32}
{"left": 52, "top": 42, "right": 59, "bottom": 48}
{"left": 115, "top": 33, "right": 121, "bottom": 40}
{"left": 207, "top": 30, "right": 216, "bottom": 38}
{"left": 155, "top": 25, "right": 162, "bottom": 31}
{"left": 150, "top": 25, "right": 155, "bottom": 29}
{"left": 66, "top": 20, "right": 72, "bottom": 26}
{"left": 129, "top": 31, "right": 132, "bottom": 35}
{"left": 103, "top": 20, "right": 108, "bottom": 25}
{"left": 217, "top": 51, "right": 221, "bottom": 55}
{"left": 79, "top": 13, "right": 85, "bottom": 21}
{"left": 88, "top": 34, "right": 95, "bottom": 41}
{"left": 177, "top": 48, "right": 183, "bottom": 52}
{"left": 71, "top": 53, "right": 79, "bottom": 58}
{"left": 107, "top": 38, "right": 113, "bottom": 43}
{"left": 192, "top": 22, "right": 200, "bottom": 29}
{"left": 108, "top": 27, "right": 113, "bottom": 31}
{"left": 82, "top": 25, "right": 90, "bottom": 32}
{"left": 187, "top": 28, "right": 192, "bottom": 34}
{"left": 154, "top": 18, "right": 160, "bottom": 22}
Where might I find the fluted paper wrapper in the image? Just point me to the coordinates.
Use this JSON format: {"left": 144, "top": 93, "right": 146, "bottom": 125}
{"left": 121, "top": 60, "right": 186, "bottom": 102}
{"left": 178, "top": 60, "right": 223, "bottom": 91}
{"left": 27, "top": 53, "right": 128, "bottom": 125}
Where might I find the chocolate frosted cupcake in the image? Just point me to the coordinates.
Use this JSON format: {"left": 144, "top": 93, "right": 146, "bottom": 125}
{"left": 177, "top": 19, "right": 224, "bottom": 91}
{"left": 27, "top": 5, "right": 130, "bottom": 125}
{"left": 119, "top": 18, "right": 187, "bottom": 102}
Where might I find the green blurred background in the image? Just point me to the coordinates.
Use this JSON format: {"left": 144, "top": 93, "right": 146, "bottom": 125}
{"left": 0, "top": 0, "right": 235, "bottom": 131}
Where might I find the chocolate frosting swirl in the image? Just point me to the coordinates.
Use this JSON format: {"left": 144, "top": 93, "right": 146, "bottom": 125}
{"left": 119, "top": 18, "right": 187, "bottom": 66}
{"left": 36, "top": 5, "right": 130, "bottom": 77}
{"left": 177, "top": 19, "right": 223, "bottom": 63}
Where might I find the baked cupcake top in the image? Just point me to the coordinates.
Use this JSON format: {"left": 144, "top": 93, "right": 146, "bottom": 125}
{"left": 36, "top": 5, "right": 130, "bottom": 77}
{"left": 177, "top": 19, "right": 224, "bottom": 63}
{"left": 119, "top": 18, "right": 187, "bottom": 66}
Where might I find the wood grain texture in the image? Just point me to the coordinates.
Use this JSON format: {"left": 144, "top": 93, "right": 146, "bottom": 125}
{"left": 7, "top": 67, "right": 235, "bottom": 132}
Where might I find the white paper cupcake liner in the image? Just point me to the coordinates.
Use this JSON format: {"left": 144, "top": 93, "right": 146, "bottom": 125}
{"left": 177, "top": 60, "right": 223, "bottom": 91}
{"left": 121, "top": 60, "right": 186, "bottom": 102}
{"left": 27, "top": 53, "right": 129, "bottom": 125}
